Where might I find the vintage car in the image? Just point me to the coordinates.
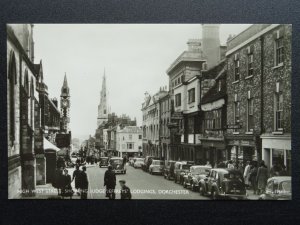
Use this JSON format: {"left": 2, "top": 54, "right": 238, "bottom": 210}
{"left": 133, "top": 158, "right": 144, "bottom": 168}
{"left": 149, "top": 160, "right": 165, "bottom": 175}
{"left": 99, "top": 157, "right": 109, "bottom": 168}
{"left": 109, "top": 157, "right": 126, "bottom": 174}
{"left": 163, "top": 160, "right": 176, "bottom": 180}
{"left": 174, "top": 161, "right": 193, "bottom": 184}
{"left": 259, "top": 176, "right": 291, "bottom": 200}
{"left": 183, "top": 165, "right": 211, "bottom": 191}
{"left": 199, "top": 168, "right": 247, "bottom": 200}
{"left": 142, "top": 156, "right": 157, "bottom": 172}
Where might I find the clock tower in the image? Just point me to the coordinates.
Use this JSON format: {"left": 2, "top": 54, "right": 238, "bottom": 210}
{"left": 60, "top": 73, "right": 70, "bottom": 133}
{"left": 97, "top": 70, "right": 108, "bottom": 127}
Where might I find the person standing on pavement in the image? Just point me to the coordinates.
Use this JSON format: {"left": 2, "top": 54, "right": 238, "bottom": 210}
{"left": 256, "top": 160, "right": 269, "bottom": 195}
{"left": 119, "top": 180, "right": 132, "bottom": 200}
{"left": 72, "top": 165, "right": 81, "bottom": 196}
{"left": 61, "top": 169, "right": 74, "bottom": 199}
{"left": 80, "top": 166, "right": 89, "bottom": 199}
{"left": 104, "top": 165, "right": 116, "bottom": 200}
{"left": 227, "top": 160, "right": 234, "bottom": 169}
{"left": 269, "top": 160, "right": 282, "bottom": 177}
{"left": 249, "top": 164, "right": 258, "bottom": 194}
{"left": 243, "top": 161, "right": 251, "bottom": 188}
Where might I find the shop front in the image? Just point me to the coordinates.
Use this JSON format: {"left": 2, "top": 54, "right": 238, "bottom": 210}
{"left": 261, "top": 133, "right": 291, "bottom": 175}
{"left": 226, "top": 135, "right": 260, "bottom": 165}
{"left": 201, "top": 140, "right": 226, "bottom": 167}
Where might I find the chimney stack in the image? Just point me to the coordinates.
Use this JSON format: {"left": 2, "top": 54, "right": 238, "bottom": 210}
{"left": 202, "top": 24, "right": 221, "bottom": 69}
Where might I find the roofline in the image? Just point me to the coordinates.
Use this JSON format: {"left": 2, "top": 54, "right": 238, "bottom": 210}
{"left": 226, "top": 24, "right": 280, "bottom": 56}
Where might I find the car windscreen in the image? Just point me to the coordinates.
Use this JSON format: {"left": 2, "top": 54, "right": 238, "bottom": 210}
{"left": 152, "top": 161, "right": 163, "bottom": 165}
{"left": 224, "top": 171, "right": 243, "bottom": 181}
{"left": 136, "top": 158, "right": 144, "bottom": 162}
{"left": 182, "top": 165, "right": 191, "bottom": 170}
{"left": 100, "top": 158, "right": 108, "bottom": 162}
{"left": 110, "top": 159, "right": 122, "bottom": 164}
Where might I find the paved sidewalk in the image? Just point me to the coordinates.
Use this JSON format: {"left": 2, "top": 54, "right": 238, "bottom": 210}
{"left": 247, "top": 190, "right": 260, "bottom": 200}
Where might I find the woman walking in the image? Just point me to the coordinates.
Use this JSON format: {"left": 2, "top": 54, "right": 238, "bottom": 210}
{"left": 256, "top": 161, "right": 269, "bottom": 195}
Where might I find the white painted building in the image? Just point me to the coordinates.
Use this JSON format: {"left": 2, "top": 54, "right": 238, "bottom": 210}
{"left": 116, "top": 126, "right": 143, "bottom": 157}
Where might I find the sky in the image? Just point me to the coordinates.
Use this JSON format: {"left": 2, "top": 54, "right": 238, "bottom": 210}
{"left": 33, "top": 24, "right": 251, "bottom": 139}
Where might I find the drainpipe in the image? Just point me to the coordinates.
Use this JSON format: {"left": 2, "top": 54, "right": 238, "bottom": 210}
{"left": 259, "top": 36, "right": 264, "bottom": 162}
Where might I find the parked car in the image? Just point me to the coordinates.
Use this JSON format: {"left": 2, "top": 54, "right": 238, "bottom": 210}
{"left": 133, "top": 158, "right": 144, "bottom": 169}
{"left": 199, "top": 168, "right": 247, "bottom": 200}
{"left": 142, "top": 156, "right": 157, "bottom": 172}
{"left": 174, "top": 161, "right": 193, "bottom": 184}
{"left": 164, "top": 160, "right": 176, "bottom": 180}
{"left": 183, "top": 165, "right": 211, "bottom": 191}
{"left": 149, "top": 160, "right": 165, "bottom": 175}
{"left": 259, "top": 176, "right": 291, "bottom": 200}
{"left": 109, "top": 157, "right": 126, "bottom": 174}
{"left": 99, "top": 157, "right": 109, "bottom": 168}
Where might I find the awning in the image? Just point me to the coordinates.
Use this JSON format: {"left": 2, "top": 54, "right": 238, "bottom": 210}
{"left": 44, "top": 138, "right": 60, "bottom": 152}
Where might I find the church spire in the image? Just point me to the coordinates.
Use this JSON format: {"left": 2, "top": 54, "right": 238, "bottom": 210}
{"left": 61, "top": 72, "right": 70, "bottom": 97}
{"left": 97, "top": 69, "right": 108, "bottom": 127}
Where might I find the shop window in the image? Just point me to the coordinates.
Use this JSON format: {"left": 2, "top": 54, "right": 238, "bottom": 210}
{"left": 275, "top": 37, "right": 284, "bottom": 66}
{"left": 272, "top": 149, "right": 284, "bottom": 167}
{"left": 275, "top": 93, "right": 283, "bottom": 131}
{"left": 188, "top": 117, "right": 194, "bottom": 133}
{"left": 248, "top": 98, "right": 254, "bottom": 131}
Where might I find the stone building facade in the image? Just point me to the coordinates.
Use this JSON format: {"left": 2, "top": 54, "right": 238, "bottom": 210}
{"left": 116, "top": 126, "right": 143, "bottom": 157}
{"left": 158, "top": 92, "right": 171, "bottom": 160}
{"left": 226, "top": 24, "right": 291, "bottom": 171}
{"left": 142, "top": 89, "right": 168, "bottom": 158}
{"left": 7, "top": 24, "right": 39, "bottom": 198}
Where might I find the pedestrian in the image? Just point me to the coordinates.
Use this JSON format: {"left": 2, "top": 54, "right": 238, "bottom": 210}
{"left": 80, "top": 166, "right": 89, "bottom": 199}
{"left": 249, "top": 163, "right": 258, "bottom": 194}
{"left": 72, "top": 165, "right": 82, "bottom": 195}
{"left": 243, "top": 161, "right": 251, "bottom": 188}
{"left": 123, "top": 154, "right": 127, "bottom": 166}
{"left": 104, "top": 165, "right": 116, "bottom": 200}
{"left": 227, "top": 160, "right": 234, "bottom": 169}
{"left": 61, "top": 169, "right": 74, "bottom": 199}
{"left": 279, "top": 164, "right": 288, "bottom": 176}
{"left": 270, "top": 160, "right": 283, "bottom": 177}
{"left": 205, "top": 161, "right": 212, "bottom": 167}
{"left": 53, "top": 167, "right": 64, "bottom": 196}
{"left": 256, "top": 160, "right": 269, "bottom": 195}
{"left": 119, "top": 180, "right": 132, "bottom": 200}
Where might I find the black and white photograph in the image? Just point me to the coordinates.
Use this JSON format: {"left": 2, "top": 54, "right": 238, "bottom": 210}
{"left": 7, "top": 23, "right": 292, "bottom": 200}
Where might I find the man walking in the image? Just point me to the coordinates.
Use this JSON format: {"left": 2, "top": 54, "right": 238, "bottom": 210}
{"left": 72, "top": 165, "right": 81, "bottom": 195}
{"left": 80, "top": 166, "right": 89, "bottom": 199}
{"left": 119, "top": 180, "right": 132, "bottom": 200}
{"left": 104, "top": 165, "right": 116, "bottom": 199}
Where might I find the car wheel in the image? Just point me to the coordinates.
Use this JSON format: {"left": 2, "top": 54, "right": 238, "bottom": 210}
{"left": 191, "top": 183, "right": 195, "bottom": 192}
{"left": 174, "top": 177, "right": 177, "bottom": 183}
{"left": 124, "top": 170, "right": 126, "bottom": 174}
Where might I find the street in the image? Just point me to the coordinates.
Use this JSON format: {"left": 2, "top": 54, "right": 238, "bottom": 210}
{"left": 80, "top": 164, "right": 210, "bottom": 200}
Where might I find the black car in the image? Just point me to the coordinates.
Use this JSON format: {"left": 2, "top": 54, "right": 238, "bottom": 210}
{"left": 164, "top": 160, "right": 176, "bottom": 180}
{"left": 199, "top": 168, "right": 247, "bottom": 200}
{"left": 99, "top": 157, "right": 109, "bottom": 168}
